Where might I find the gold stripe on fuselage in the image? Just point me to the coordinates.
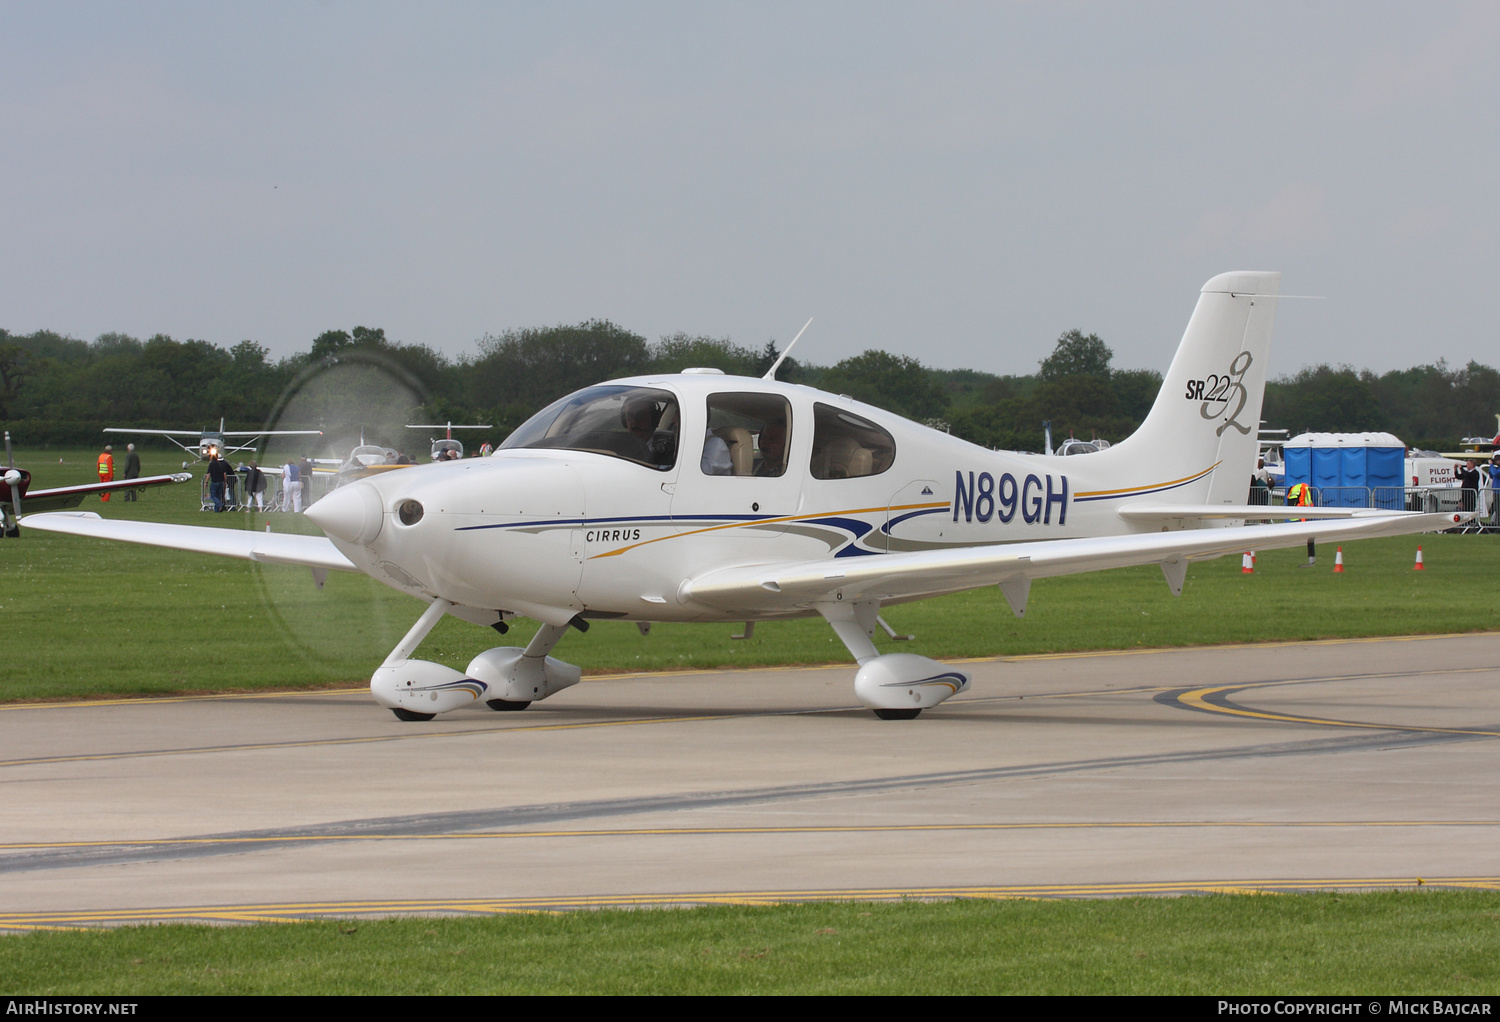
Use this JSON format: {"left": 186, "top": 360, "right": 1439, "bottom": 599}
{"left": 1073, "top": 462, "right": 1219, "bottom": 500}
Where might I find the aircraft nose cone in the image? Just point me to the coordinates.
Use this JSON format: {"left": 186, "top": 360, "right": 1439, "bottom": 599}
{"left": 305, "top": 480, "right": 384, "bottom": 545}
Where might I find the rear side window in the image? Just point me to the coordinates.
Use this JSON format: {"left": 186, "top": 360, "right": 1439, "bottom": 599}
{"left": 810, "top": 403, "right": 895, "bottom": 479}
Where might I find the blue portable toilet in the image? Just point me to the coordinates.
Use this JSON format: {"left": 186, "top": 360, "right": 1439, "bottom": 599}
{"left": 1283, "top": 433, "right": 1405, "bottom": 507}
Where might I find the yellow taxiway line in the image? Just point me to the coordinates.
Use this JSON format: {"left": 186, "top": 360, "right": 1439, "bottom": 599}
{"left": 5, "top": 876, "right": 1500, "bottom": 930}
{"left": 1177, "top": 669, "right": 1500, "bottom": 736}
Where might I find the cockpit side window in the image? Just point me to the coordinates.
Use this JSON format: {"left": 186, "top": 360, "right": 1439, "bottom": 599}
{"left": 499, "top": 385, "right": 680, "bottom": 470}
{"left": 701, "top": 393, "right": 792, "bottom": 477}
{"left": 809, "top": 402, "right": 895, "bottom": 480}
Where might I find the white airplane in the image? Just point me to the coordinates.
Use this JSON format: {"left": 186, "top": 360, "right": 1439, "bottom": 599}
{"left": 104, "top": 418, "right": 323, "bottom": 463}
{"left": 29, "top": 272, "right": 1469, "bottom": 719}
{"left": 1, "top": 432, "right": 192, "bottom": 537}
{"left": 406, "top": 422, "right": 493, "bottom": 461}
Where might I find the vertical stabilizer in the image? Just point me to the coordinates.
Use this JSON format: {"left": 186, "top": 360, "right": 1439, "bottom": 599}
{"left": 1102, "top": 271, "right": 1278, "bottom": 506}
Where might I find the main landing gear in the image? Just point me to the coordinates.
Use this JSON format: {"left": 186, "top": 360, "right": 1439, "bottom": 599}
{"left": 818, "top": 599, "right": 972, "bottom": 720}
{"left": 371, "top": 599, "right": 580, "bottom": 722}
{"left": 371, "top": 597, "right": 968, "bottom": 723}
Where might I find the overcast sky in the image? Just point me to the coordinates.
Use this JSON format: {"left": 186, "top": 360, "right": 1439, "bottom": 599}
{"left": 2, "top": 2, "right": 1496, "bottom": 378}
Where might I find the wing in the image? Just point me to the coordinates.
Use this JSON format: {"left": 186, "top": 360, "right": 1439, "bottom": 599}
{"left": 18, "top": 473, "right": 193, "bottom": 513}
{"left": 101, "top": 428, "right": 203, "bottom": 437}
{"left": 220, "top": 430, "right": 324, "bottom": 437}
{"left": 22, "top": 512, "right": 358, "bottom": 572}
{"left": 683, "top": 511, "right": 1466, "bottom": 613}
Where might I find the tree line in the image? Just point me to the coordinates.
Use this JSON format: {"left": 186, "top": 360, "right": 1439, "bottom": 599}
{"left": 1, "top": 322, "right": 1495, "bottom": 453}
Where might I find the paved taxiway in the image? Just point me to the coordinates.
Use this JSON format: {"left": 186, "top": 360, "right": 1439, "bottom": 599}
{"left": 3, "top": 633, "right": 1498, "bottom": 928}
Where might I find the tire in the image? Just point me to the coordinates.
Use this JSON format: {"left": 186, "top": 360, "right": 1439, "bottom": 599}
{"left": 486, "top": 699, "right": 532, "bottom": 711}
{"left": 872, "top": 708, "right": 922, "bottom": 720}
{"left": 391, "top": 707, "right": 436, "bottom": 721}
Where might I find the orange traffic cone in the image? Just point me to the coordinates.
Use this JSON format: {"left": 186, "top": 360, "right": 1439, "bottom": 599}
{"left": 1241, "top": 552, "right": 1254, "bottom": 574}
{"left": 1414, "top": 546, "right": 1425, "bottom": 571}
{"left": 1333, "top": 546, "right": 1344, "bottom": 573}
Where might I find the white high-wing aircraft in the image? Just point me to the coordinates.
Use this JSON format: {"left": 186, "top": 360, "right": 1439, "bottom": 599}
{"left": 103, "top": 418, "right": 323, "bottom": 462}
{"left": 30, "top": 272, "right": 1468, "bottom": 719}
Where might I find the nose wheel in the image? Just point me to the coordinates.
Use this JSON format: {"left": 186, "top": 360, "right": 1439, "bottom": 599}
{"left": 391, "top": 707, "right": 436, "bottom": 722}
{"left": 873, "top": 708, "right": 922, "bottom": 720}
{"left": 486, "top": 699, "right": 531, "bottom": 711}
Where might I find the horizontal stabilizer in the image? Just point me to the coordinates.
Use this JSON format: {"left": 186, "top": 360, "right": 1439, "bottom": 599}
{"left": 23, "top": 512, "right": 358, "bottom": 572}
{"left": 1117, "top": 504, "right": 1408, "bottom": 523}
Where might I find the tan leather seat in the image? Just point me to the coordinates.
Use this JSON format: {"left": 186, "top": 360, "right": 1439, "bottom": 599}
{"left": 716, "top": 427, "right": 754, "bottom": 475}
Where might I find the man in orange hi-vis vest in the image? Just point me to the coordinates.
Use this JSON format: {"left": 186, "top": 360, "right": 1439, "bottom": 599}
{"left": 97, "top": 445, "right": 114, "bottom": 501}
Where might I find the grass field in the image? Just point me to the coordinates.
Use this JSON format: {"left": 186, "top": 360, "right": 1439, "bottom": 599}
{"left": 6, "top": 445, "right": 1498, "bottom": 700}
{"left": 4, "top": 893, "right": 1499, "bottom": 995}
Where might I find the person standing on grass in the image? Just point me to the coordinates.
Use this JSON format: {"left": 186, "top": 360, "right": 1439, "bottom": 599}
{"left": 97, "top": 444, "right": 114, "bottom": 502}
{"left": 122, "top": 443, "right": 141, "bottom": 501}
{"left": 282, "top": 457, "right": 302, "bottom": 512}
{"left": 206, "top": 451, "right": 233, "bottom": 512}
{"left": 245, "top": 460, "right": 267, "bottom": 512}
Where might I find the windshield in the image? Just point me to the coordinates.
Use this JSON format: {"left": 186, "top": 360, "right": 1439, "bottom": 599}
{"left": 499, "top": 385, "right": 680, "bottom": 471}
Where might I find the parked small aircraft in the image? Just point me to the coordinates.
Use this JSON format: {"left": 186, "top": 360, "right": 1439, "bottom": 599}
{"left": 103, "top": 418, "right": 323, "bottom": 464}
{"left": 30, "top": 273, "right": 1468, "bottom": 718}
{"left": 1, "top": 432, "right": 190, "bottom": 537}
{"left": 406, "top": 422, "right": 493, "bottom": 461}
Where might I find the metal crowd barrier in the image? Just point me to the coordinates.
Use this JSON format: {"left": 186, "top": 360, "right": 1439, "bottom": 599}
{"left": 1272, "top": 485, "right": 1482, "bottom": 514}
{"left": 197, "top": 469, "right": 287, "bottom": 511}
{"left": 199, "top": 473, "right": 244, "bottom": 512}
{"left": 1259, "top": 485, "right": 1497, "bottom": 532}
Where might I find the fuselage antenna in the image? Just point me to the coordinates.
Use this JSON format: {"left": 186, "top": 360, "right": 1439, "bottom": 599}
{"left": 762, "top": 318, "right": 813, "bottom": 381}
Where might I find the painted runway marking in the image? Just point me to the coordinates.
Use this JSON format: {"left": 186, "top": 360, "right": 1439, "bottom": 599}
{"left": 5, "top": 876, "right": 1500, "bottom": 930}
{"left": 1171, "top": 672, "right": 1500, "bottom": 736}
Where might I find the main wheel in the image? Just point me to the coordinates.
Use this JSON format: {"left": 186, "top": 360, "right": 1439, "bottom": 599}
{"left": 486, "top": 699, "right": 532, "bottom": 711}
{"left": 872, "top": 708, "right": 922, "bottom": 720}
{"left": 391, "top": 707, "right": 436, "bottom": 721}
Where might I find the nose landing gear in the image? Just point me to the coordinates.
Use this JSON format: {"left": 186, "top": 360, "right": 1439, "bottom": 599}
{"left": 371, "top": 600, "right": 580, "bottom": 721}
